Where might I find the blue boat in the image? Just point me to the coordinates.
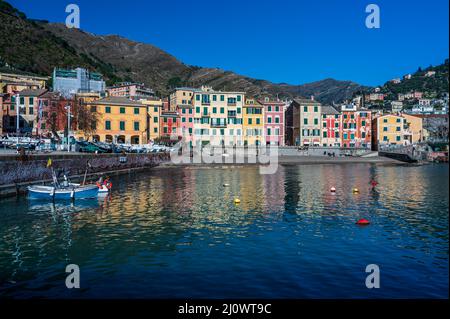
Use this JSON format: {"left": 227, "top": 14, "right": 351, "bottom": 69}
{"left": 27, "top": 184, "right": 99, "bottom": 200}
{"left": 27, "top": 169, "right": 99, "bottom": 200}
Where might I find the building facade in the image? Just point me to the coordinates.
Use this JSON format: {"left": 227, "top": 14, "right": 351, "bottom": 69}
{"left": 83, "top": 96, "right": 148, "bottom": 144}
{"left": 243, "top": 98, "right": 264, "bottom": 146}
{"left": 107, "top": 82, "right": 154, "bottom": 99}
{"left": 372, "top": 114, "right": 407, "bottom": 149}
{"left": 291, "top": 98, "right": 322, "bottom": 146}
{"left": 321, "top": 106, "right": 341, "bottom": 147}
{"left": 259, "top": 98, "right": 285, "bottom": 146}
{"left": 53, "top": 68, "right": 105, "bottom": 97}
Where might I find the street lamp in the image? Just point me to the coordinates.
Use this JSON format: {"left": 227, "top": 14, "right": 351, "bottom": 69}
{"left": 65, "top": 104, "right": 72, "bottom": 152}
{"left": 16, "top": 93, "right": 20, "bottom": 145}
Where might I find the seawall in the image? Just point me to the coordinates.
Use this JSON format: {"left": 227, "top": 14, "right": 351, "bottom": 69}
{"left": 0, "top": 152, "right": 170, "bottom": 198}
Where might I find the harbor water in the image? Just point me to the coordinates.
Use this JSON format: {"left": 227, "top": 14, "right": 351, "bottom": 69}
{"left": 0, "top": 163, "right": 448, "bottom": 298}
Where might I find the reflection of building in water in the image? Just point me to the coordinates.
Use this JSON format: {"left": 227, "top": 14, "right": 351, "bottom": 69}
{"left": 262, "top": 166, "right": 286, "bottom": 213}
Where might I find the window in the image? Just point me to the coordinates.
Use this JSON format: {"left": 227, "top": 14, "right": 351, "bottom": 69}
{"left": 268, "top": 117, "right": 272, "bottom": 123}
{"left": 203, "top": 107, "right": 208, "bottom": 114}
{"left": 213, "top": 107, "right": 217, "bottom": 114}
{"left": 182, "top": 109, "right": 186, "bottom": 114}
{"left": 267, "top": 128, "right": 271, "bottom": 136}
{"left": 120, "top": 121, "right": 125, "bottom": 130}
{"left": 196, "top": 95, "right": 200, "bottom": 101}
{"left": 362, "top": 132, "right": 366, "bottom": 138}
{"left": 105, "top": 121, "right": 111, "bottom": 130}
{"left": 248, "top": 119, "right": 253, "bottom": 125}
{"left": 154, "top": 127, "right": 158, "bottom": 133}
{"left": 29, "top": 107, "right": 34, "bottom": 115}
{"left": 350, "top": 134, "right": 355, "bottom": 140}
{"left": 344, "top": 114, "right": 348, "bottom": 119}
{"left": 237, "top": 95, "right": 241, "bottom": 102}
{"left": 314, "top": 118, "right": 318, "bottom": 125}
{"left": 304, "top": 118, "right": 308, "bottom": 125}
{"left": 383, "top": 127, "right": 388, "bottom": 132}
{"left": 153, "top": 116, "right": 158, "bottom": 123}
{"left": 196, "top": 107, "right": 200, "bottom": 113}
{"left": 323, "top": 131, "right": 327, "bottom": 138}
{"left": 303, "top": 106, "right": 308, "bottom": 112}
{"left": 383, "top": 118, "right": 388, "bottom": 123}
{"left": 268, "top": 106, "right": 272, "bottom": 112}
{"left": 275, "top": 117, "right": 280, "bottom": 123}
{"left": 10, "top": 104, "right": 14, "bottom": 111}
{"left": 396, "top": 118, "right": 401, "bottom": 123}
{"left": 344, "top": 123, "right": 347, "bottom": 129}
{"left": 314, "top": 106, "right": 318, "bottom": 112}
{"left": 220, "top": 107, "right": 224, "bottom": 114}
{"left": 220, "top": 95, "right": 225, "bottom": 101}
{"left": 396, "top": 136, "right": 401, "bottom": 141}
{"left": 396, "top": 127, "right": 401, "bottom": 131}
{"left": 154, "top": 107, "right": 158, "bottom": 113}
{"left": 335, "top": 132, "right": 340, "bottom": 138}
{"left": 91, "top": 105, "right": 97, "bottom": 112}
{"left": 20, "top": 97, "right": 24, "bottom": 105}
{"left": 134, "top": 108, "right": 140, "bottom": 114}
{"left": 237, "top": 108, "right": 241, "bottom": 114}
{"left": 275, "top": 106, "right": 279, "bottom": 112}
{"left": 120, "top": 107, "right": 126, "bottom": 114}
{"left": 362, "top": 120, "right": 366, "bottom": 126}
{"left": 344, "top": 133, "right": 348, "bottom": 139}
{"left": 134, "top": 122, "right": 140, "bottom": 131}
{"left": 256, "top": 118, "right": 260, "bottom": 125}
{"left": 350, "top": 114, "right": 354, "bottom": 119}
{"left": 41, "top": 123, "right": 46, "bottom": 130}
{"left": 29, "top": 97, "right": 34, "bottom": 105}
{"left": 182, "top": 117, "right": 186, "bottom": 122}
{"left": 163, "top": 117, "right": 168, "bottom": 123}
{"left": 323, "top": 122, "right": 327, "bottom": 128}
{"left": 164, "top": 127, "right": 168, "bottom": 133}
{"left": 213, "top": 95, "right": 217, "bottom": 101}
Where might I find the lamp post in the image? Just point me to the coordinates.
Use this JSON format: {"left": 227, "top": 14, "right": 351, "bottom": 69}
{"left": 16, "top": 93, "right": 20, "bottom": 145}
{"left": 65, "top": 104, "right": 71, "bottom": 152}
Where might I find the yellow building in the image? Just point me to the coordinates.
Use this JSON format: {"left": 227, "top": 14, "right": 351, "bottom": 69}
{"left": 243, "top": 98, "right": 264, "bottom": 146}
{"left": 83, "top": 96, "right": 148, "bottom": 144}
{"left": 374, "top": 114, "right": 407, "bottom": 148}
{"left": 140, "top": 98, "right": 163, "bottom": 142}
{"left": 402, "top": 113, "right": 427, "bottom": 143}
{"left": 0, "top": 72, "right": 48, "bottom": 94}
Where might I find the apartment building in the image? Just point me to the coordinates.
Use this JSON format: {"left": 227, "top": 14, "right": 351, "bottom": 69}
{"left": 243, "top": 98, "right": 264, "bottom": 146}
{"left": 291, "top": 98, "right": 322, "bottom": 146}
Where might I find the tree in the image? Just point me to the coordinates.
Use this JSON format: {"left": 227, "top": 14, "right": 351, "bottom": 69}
{"left": 74, "top": 99, "right": 99, "bottom": 140}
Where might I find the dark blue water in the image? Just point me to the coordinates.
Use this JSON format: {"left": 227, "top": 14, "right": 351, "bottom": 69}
{"left": 0, "top": 163, "right": 448, "bottom": 298}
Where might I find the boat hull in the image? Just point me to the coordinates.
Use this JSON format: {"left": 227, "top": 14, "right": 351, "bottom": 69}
{"left": 28, "top": 185, "right": 99, "bottom": 200}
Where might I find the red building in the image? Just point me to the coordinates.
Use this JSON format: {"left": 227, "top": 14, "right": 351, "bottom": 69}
{"left": 321, "top": 106, "right": 342, "bottom": 147}
{"left": 160, "top": 110, "right": 180, "bottom": 144}
{"left": 341, "top": 104, "right": 371, "bottom": 149}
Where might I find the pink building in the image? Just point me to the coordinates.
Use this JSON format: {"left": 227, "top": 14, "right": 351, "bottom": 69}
{"left": 178, "top": 105, "right": 194, "bottom": 143}
{"left": 321, "top": 106, "right": 342, "bottom": 147}
{"left": 259, "top": 98, "right": 285, "bottom": 146}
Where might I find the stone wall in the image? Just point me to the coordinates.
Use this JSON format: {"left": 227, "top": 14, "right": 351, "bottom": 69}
{"left": 0, "top": 152, "right": 170, "bottom": 186}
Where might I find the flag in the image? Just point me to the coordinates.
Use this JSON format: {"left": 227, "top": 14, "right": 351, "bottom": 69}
{"left": 47, "top": 158, "right": 52, "bottom": 168}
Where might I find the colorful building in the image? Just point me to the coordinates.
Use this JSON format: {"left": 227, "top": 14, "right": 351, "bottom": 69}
{"left": 372, "top": 114, "right": 407, "bottom": 149}
{"left": 259, "top": 98, "right": 285, "bottom": 146}
{"left": 341, "top": 104, "right": 371, "bottom": 149}
{"left": 0, "top": 72, "right": 48, "bottom": 94}
{"left": 321, "top": 106, "right": 341, "bottom": 147}
{"left": 83, "top": 96, "right": 148, "bottom": 144}
{"left": 170, "top": 88, "right": 196, "bottom": 143}
{"left": 140, "top": 98, "right": 163, "bottom": 142}
{"left": 291, "top": 98, "right": 322, "bottom": 146}
{"left": 401, "top": 113, "right": 427, "bottom": 143}
{"left": 160, "top": 110, "right": 180, "bottom": 143}
{"left": 191, "top": 86, "right": 245, "bottom": 147}
{"left": 243, "top": 98, "right": 264, "bottom": 146}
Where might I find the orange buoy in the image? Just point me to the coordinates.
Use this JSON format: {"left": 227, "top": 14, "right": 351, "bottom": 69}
{"left": 356, "top": 218, "right": 370, "bottom": 225}
{"left": 330, "top": 187, "right": 336, "bottom": 193}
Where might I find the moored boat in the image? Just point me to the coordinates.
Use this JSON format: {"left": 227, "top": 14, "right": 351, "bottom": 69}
{"left": 27, "top": 184, "right": 99, "bottom": 200}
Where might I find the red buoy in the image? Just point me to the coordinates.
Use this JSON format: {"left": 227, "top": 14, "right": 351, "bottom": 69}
{"left": 356, "top": 218, "right": 370, "bottom": 225}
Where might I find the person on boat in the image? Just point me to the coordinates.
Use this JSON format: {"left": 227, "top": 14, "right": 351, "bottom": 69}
{"left": 370, "top": 180, "right": 378, "bottom": 187}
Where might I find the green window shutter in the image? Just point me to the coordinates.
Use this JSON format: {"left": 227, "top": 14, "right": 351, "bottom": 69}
{"left": 134, "top": 122, "right": 140, "bottom": 131}
{"left": 105, "top": 121, "right": 111, "bottom": 130}
{"left": 120, "top": 107, "right": 125, "bottom": 114}
{"left": 120, "top": 121, "right": 125, "bottom": 130}
{"left": 134, "top": 108, "right": 139, "bottom": 114}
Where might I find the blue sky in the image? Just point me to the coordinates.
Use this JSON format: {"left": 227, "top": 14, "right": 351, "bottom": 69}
{"left": 8, "top": 0, "right": 449, "bottom": 86}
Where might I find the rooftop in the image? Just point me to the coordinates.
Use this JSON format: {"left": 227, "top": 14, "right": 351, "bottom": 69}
{"left": 18, "top": 88, "right": 48, "bottom": 97}
{"left": 91, "top": 96, "right": 145, "bottom": 107}
{"left": 321, "top": 105, "right": 339, "bottom": 115}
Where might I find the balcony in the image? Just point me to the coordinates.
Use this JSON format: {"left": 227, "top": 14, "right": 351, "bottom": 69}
{"left": 211, "top": 121, "right": 227, "bottom": 128}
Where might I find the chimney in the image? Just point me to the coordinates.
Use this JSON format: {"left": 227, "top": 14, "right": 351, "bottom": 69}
{"left": 311, "top": 95, "right": 315, "bottom": 101}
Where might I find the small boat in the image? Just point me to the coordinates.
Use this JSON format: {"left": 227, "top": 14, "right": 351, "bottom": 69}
{"left": 27, "top": 169, "right": 98, "bottom": 200}
{"left": 27, "top": 184, "right": 99, "bottom": 200}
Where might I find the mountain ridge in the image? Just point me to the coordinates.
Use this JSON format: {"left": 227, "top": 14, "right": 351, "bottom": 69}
{"left": 0, "top": 0, "right": 376, "bottom": 103}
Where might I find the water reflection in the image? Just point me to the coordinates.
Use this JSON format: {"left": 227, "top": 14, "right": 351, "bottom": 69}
{"left": 0, "top": 164, "right": 448, "bottom": 298}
